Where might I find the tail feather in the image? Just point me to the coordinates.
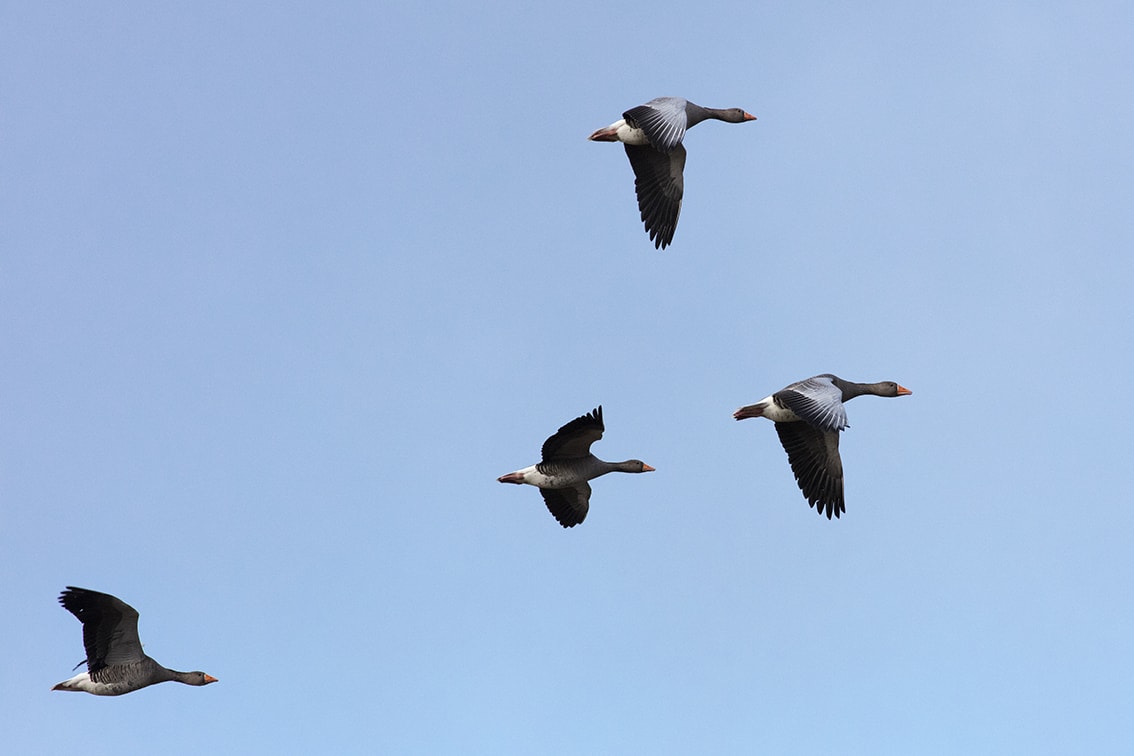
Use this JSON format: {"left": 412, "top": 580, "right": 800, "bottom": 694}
{"left": 733, "top": 403, "right": 766, "bottom": 421}
{"left": 52, "top": 672, "right": 88, "bottom": 692}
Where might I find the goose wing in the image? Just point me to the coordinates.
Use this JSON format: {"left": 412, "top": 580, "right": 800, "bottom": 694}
{"left": 623, "top": 98, "right": 689, "bottom": 152}
{"left": 775, "top": 375, "right": 849, "bottom": 431}
{"left": 59, "top": 587, "right": 145, "bottom": 674}
{"left": 540, "top": 483, "right": 591, "bottom": 528}
{"left": 624, "top": 143, "right": 685, "bottom": 250}
{"left": 774, "top": 422, "right": 845, "bottom": 519}
{"left": 542, "top": 407, "right": 604, "bottom": 461}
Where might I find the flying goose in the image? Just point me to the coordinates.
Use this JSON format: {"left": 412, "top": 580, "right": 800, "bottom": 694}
{"left": 52, "top": 586, "right": 217, "bottom": 696}
{"left": 734, "top": 375, "right": 911, "bottom": 518}
{"left": 498, "top": 406, "right": 654, "bottom": 527}
{"left": 589, "top": 97, "right": 756, "bottom": 249}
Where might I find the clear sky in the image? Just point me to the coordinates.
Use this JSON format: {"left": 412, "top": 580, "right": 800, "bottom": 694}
{"left": 4, "top": 2, "right": 1133, "bottom": 753}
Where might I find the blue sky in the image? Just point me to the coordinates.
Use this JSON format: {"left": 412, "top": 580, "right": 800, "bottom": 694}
{"left": 4, "top": 1, "right": 1133, "bottom": 753}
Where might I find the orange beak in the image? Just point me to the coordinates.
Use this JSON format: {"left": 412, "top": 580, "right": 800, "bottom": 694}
{"left": 204, "top": 674, "right": 219, "bottom": 684}
{"left": 642, "top": 463, "right": 656, "bottom": 472}
{"left": 897, "top": 385, "right": 912, "bottom": 396}
{"left": 743, "top": 112, "right": 757, "bottom": 121}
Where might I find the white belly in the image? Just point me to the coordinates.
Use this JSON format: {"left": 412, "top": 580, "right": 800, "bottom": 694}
{"left": 758, "top": 396, "right": 802, "bottom": 423}
{"left": 617, "top": 123, "right": 651, "bottom": 146}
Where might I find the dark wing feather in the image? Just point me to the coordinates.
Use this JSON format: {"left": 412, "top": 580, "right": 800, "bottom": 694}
{"left": 540, "top": 483, "right": 591, "bottom": 528}
{"left": 542, "top": 407, "right": 604, "bottom": 461}
{"left": 624, "top": 144, "right": 685, "bottom": 249}
{"left": 59, "top": 587, "right": 146, "bottom": 673}
{"left": 774, "top": 423, "right": 845, "bottom": 519}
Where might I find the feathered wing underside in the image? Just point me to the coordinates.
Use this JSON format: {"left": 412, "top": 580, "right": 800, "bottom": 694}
{"left": 59, "top": 587, "right": 145, "bottom": 674}
{"left": 541, "top": 407, "right": 604, "bottom": 461}
{"left": 623, "top": 98, "right": 688, "bottom": 152}
{"left": 540, "top": 483, "right": 591, "bottom": 528}
{"left": 625, "top": 143, "right": 685, "bottom": 249}
{"left": 774, "top": 422, "right": 845, "bottom": 519}
{"left": 775, "top": 376, "right": 849, "bottom": 432}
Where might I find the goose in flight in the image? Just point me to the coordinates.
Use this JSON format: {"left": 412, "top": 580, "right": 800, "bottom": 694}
{"left": 734, "top": 375, "right": 911, "bottom": 518}
{"left": 52, "top": 586, "right": 217, "bottom": 696}
{"left": 498, "top": 406, "right": 654, "bottom": 527}
{"left": 589, "top": 97, "right": 756, "bottom": 249}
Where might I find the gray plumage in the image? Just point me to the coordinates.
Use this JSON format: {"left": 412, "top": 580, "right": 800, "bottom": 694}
{"left": 734, "top": 374, "right": 912, "bottom": 519}
{"left": 52, "top": 586, "right": 217, "bottom": 696}
{"left": 590, "top": 97, "right": 756, "bottom": 249}
{"left": 498, "top": 406, "right": 654, "bottom": 528}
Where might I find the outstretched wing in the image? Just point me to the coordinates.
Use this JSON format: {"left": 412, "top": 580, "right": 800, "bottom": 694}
{"left": 542, "top": 407, "right": 604, "bottom": 461}
{"left": 624, "top": 143, "right": 685, "bottom": 249}
{"left": 774, "top": 422, "right": 845, "bottom": 519}
{"left": 775, "top": 375, "right": 849, "bottom": 432}
{"left": 540, "top": 483, "right": 591, "bottom": 528}
{"left": 623, "top": 98, "right": 688, "bottom": 153}
{"left": 59, "top": 587, "right": 146, "bottom": 673}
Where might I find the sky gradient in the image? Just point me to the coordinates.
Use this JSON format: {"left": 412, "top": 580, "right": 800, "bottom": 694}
{"left": 4, "top": 2, "right": 1134, "bottom": 753}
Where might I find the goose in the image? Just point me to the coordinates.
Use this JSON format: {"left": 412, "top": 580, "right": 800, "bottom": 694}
{"left": 733, "top": 375, "right": 912, "bottom": 518}
{"left": 497, "top": 406, "right": 654, "bottom": 527}
{"left": 589, "top": 97, "right": 756, "bottom": 249}
{"left": 52, "top": 586, "right": 217, "bottom": 696}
